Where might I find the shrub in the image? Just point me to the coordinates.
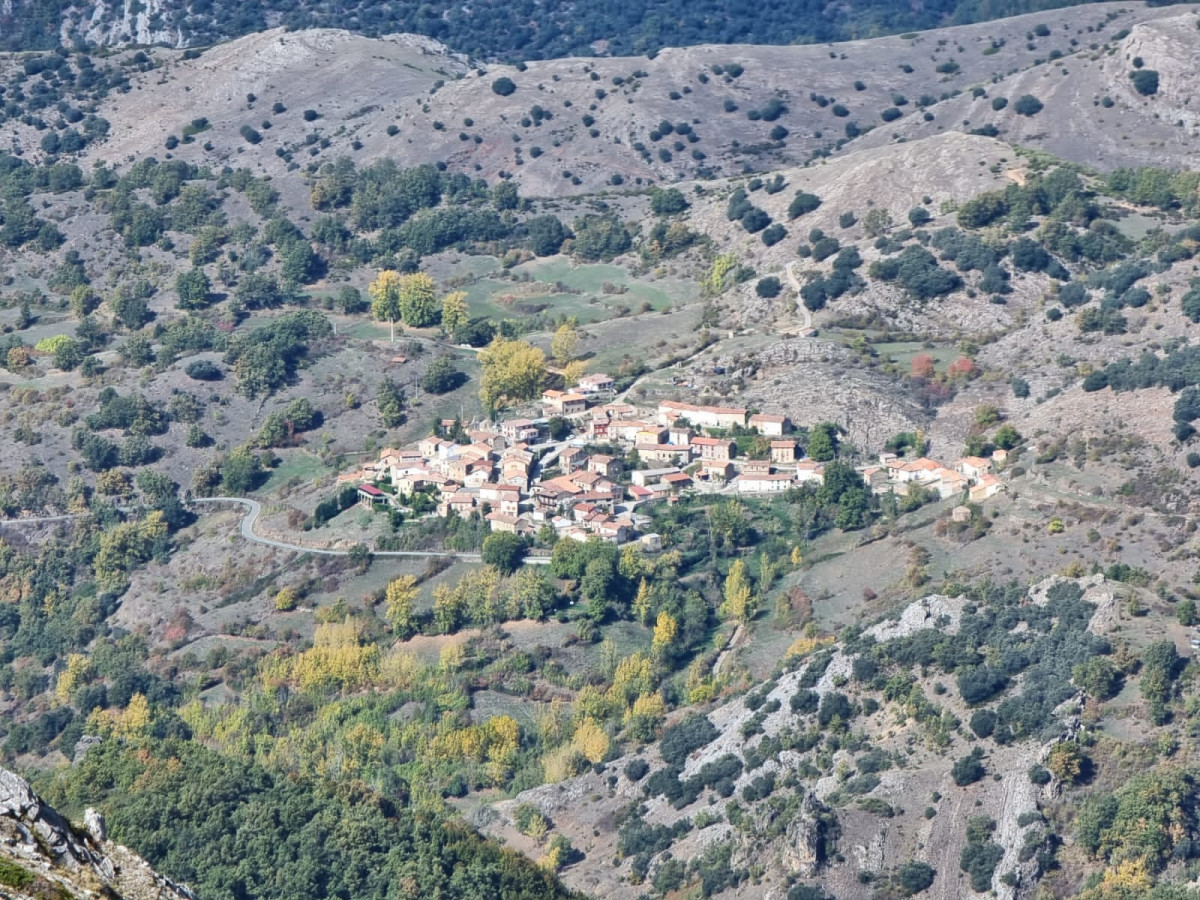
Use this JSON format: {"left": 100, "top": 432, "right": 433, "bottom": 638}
{"left": 239, "top": 125, "right": 262, "bottom": 144}
{"left": 756, "top": 276, "right": 782, "bottom": 298}
{"left": 761, "top": 224, "right": 787, "bottom": 247}
{"left": 1013, "top": 94, "right": 1044, "bottom": 116}
{"left": 185, "top": 360, "right": 222, "bottom": 381}
{"left": 624, "top": 758, "right": 649, "bottom": 781}
{"left": 991, "top": 96, "right": 1008, "bottom": 111}
{"left": 741, "top": 208, "right": 771, "bottom": 234}
{"left": 302, "top": 109, "right": 320, "bottom": 121}
{"left": 908, "top": 207, "right": 931, "bottom": 226}
{"left": 660, "top": 714, "right": 718, "bottom": 766}
{"left": 789, "top": 192, "right": 822, "bottom": 219}
{"left": 1130, "top": 69, "right": 1159, "bottom": 96}
{"left": 492, "top": 77, "right": 517, "bottom": 96}
{"left": 951, "top": 748, "right": 986, "bottom": 786}
{"left": 880, "top": 107, "right": 903, "bottom": 122}
{"left": 896, "top": 860, "right": 936, "bottom": 895}
{"left": 957, "top": 665, "right": 1008, "bottom": 705}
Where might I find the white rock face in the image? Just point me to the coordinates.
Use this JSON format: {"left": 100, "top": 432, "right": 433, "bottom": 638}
{"left": 0, "top": 765, "right": 196, "bottom": 900}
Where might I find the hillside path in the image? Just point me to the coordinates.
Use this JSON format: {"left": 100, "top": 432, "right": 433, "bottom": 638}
{"left": 785, "top": 261, "right": 814, "bottom": 332}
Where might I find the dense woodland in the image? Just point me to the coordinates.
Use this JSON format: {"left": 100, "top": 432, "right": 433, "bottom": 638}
{"left": 3, "top": 0, "right": 1175, "bottom": 59}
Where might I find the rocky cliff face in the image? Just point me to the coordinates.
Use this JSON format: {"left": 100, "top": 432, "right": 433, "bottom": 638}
{"left": 0, "top": 766, "right": 194, "bottom": 900}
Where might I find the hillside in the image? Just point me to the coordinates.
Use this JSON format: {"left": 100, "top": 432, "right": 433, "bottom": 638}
{"left": 63, "top": 4, "right": 1183, "bottom": 195}
{"left": 25, "top": 0, "right": 1193, "bottom": 60}
{"left": 852, "top": 10, "right": 1200, "bottom": 171}
{"left": 484, "top": 577, "right": 1127, "bottom": 900}
{"left": 0, "top": 5, "right": 1199, "bottom": 900}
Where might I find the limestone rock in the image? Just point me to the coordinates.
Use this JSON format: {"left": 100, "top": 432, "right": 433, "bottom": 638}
{"left": 0, "top": 764, "right": 196, "bottom": 900}
{"left": 782, "top": 793, "right": 830, "bottom": 877}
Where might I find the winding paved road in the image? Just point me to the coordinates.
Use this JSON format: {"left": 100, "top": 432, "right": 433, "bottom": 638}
{"left": 188, "top": 497, "right": 551, "bottom": 564}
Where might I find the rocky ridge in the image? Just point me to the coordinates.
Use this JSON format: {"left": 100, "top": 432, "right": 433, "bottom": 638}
{"left": 0, "top": 766, "right": 194, "bottom": 900}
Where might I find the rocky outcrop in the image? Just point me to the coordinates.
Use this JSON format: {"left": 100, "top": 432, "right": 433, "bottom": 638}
{"left": 781, "top": 793, "right": 832, "bottom": 878}
{"left": 0, "top": 765, "right": 195, "bottom": 900}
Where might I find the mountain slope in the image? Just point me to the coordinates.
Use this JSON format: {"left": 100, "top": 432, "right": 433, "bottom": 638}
{"left": 75, "top": 4, "right": 1180, "bottom": 195}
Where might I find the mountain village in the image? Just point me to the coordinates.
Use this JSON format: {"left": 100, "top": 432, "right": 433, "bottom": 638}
{"left": 339, "top": 376, "right": 1011, "bottom": 547}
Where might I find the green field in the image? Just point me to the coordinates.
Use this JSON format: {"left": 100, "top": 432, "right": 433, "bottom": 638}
{"left": 450, "top": 255, "right": 698, "bottom": 325}
{"left": 260, "top": 450, "right": 332, "bottom": 493}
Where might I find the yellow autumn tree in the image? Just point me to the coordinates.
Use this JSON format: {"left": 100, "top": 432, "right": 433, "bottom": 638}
{"left": 550, "top": 323, "right": 579, "bottom": 365}
{"left": 90, "top": 692, "right": 152, "bottom": 737}
{"left": 265, "top": 619, "right": 381, "bottom": 692}
{"left": 632, "top": 578, "right": 653, "bottom": 625}
{"left": 619, "top": 544, "right": 646, "bottom": 580}
{"left": 685, "top": 659, "right": 715, "bottom": 704}
{"left": 721, "top": 558, "right": 754, "bottom": 623}
{"left": 478, "top": 337, "right": 546, "bottom": 411}
{"left": 624, "top": 691, "right": 666, "bottom": 740}
{"left": 274, "top": 586, "right": 300, "bottom": 611}
{"left": 55, "top": 653, "right": 91, "bottom": 705}
{"left": 571, "top": 716, "right": 610, "bottom": 764}
{"left": 651, "top": 610, "right": 678, "bottom": 653}
{"left": 384, "top": 575, "right": 419, "bottom": 637}
{"left": 398, "top": 272, "right": 437, "bottom": 327}
{"left": 609, "top": 652, "right": 654, "bottom": 706}
{"left": 369, "top": 270, "right": 404, "bottom": 342}
{"left": 562, "top": 360, "right": 585, "bottom": 387}
{"left": 441, "top": 291, "right": 469, "bottom": 336}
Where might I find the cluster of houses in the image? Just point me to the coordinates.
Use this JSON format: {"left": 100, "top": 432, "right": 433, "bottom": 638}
{"left": 861, "top": 451, "right": 1008, "bottom": 504}
{"left": 340, "top": 380, "right": 1009, "bottom": 546}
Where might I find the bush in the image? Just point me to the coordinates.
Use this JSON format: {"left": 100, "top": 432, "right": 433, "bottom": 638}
{"left": 660, "top": 714, "right": 718, "bottom": 766}
{"left": 880, "top": 107, "right": 903, "bottom": 122}
{"left": 1012, "top": 94, "right": 1044, "bottom": 116}
{"left": 957, "top": 665, "right": 1008, "bottom": 705}
{"left": 302, "top": 109, "right": 319, "bottom": 121}
{"left": 761, "top": 224, "right": 787, "bottom": 247}
{"left": 908, "top": 207, "right": 931, "bottom": 226}
{"left": 185, "top": 360, "right": 222, "bottom": 381}
{"left": 991, "top": 96, "right": 1008, "bottom": 111}
{"left": 624, "top": 758, "right": 649, "bottom": 781}
{"left": 756, "top": 276, "right": 782, "bottom": 298}
{"left": 1130, "top": 69, "right": 1159, "bottom": 96}
{"left": 422, "top": 356, "right": 462, "bottom": 394}
{"left": 951, "top": 748, "right": 986, "bottom": 786}
{"left": 896, "top": 860, "right": 936, "bottom": 895}
{"left": 239, "top": 125, "right": 262, "bottom": 144}
{"left": 789, "top": 192, "right": 822, "bottom": 219}
{"left": 649, "top": 187, "right": 689, "bottom": 215}
{"left": 492, "top": 77, "right": 517, "bottom": 96}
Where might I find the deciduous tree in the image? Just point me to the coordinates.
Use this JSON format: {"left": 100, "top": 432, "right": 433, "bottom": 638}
{"left": 385, "top": 575, "right": 419, "bottom": 637}
{"left": 441, "top": 291, "right": 469, "bottom": 336}
{"left": 369, "top": 270, "right": 403, "bottom": 342}
{"left": 721, "top": 559, "right": 754, "bottom": 623}
{"left": 478, "top": 338, "right": 546, "bottom": 411}
{"left": 399, "top": 272, "right": 437, "bottom": 328}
